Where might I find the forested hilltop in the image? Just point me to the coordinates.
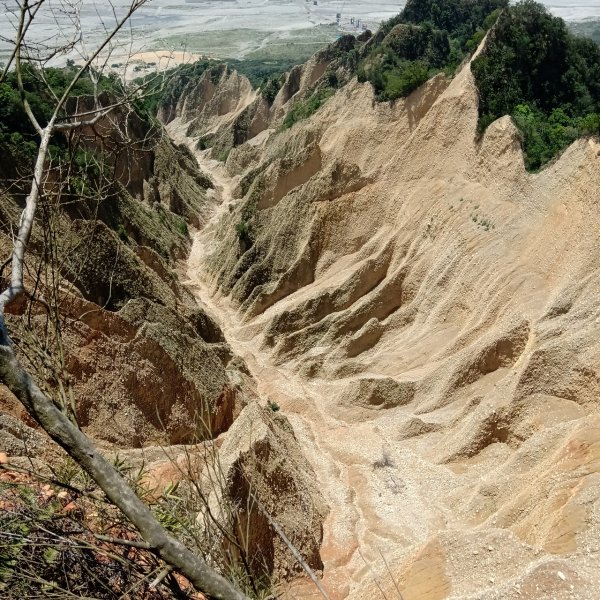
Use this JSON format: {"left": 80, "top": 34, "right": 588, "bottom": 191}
{"left": 356, "top": 0, "right": 599, "bottom": 170}
{"left": 357, "top": 0, "right": 507, "bottom": 101}
{"left": 472, "top": 0, "right": 600, "bottom": 170}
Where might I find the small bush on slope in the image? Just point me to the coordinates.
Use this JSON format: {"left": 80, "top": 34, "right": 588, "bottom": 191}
{"left": 281, "top": 86, "right": 336, "bottom": 129}
{"left": 472, "top": 0, "right": 600, "bottom": 170}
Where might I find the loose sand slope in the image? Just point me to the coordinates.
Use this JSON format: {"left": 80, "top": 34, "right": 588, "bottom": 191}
{"left": 176, "top": 50, "right": 600, "bottom": 599}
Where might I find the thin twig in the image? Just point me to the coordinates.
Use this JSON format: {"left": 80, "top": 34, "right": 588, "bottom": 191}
{"left": 150, "top": 565, "right": 174, "bottom": 589}
{"left": 251, "top": 490, "right": 332, "bottom": 600}
{"left": 94, "top": 533, "right": 152, "bottom": 550}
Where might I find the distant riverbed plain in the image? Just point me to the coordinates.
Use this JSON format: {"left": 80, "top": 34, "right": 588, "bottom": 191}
{"left": 1, "top": 1, "right": 599, "bottom": 70}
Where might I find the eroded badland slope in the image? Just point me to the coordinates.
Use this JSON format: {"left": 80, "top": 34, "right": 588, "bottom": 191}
{"left": 0, "top": 80, "right": 328, "bottom": 594}
{"left": 2, "top": 4, "right": 600, "bottom": 599}
{"left": 162, "top": 24, "right": 600, "bottom": 600}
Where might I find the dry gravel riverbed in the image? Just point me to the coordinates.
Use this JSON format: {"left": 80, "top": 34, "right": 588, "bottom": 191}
{"left": 1, "top": 0, "right": 598, "bottom": 67}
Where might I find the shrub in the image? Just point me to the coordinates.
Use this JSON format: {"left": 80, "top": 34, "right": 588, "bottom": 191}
{"left": 116, "top": 223, "right": 129, "bottom": 242}
{"left": 281, "top": 86, "right": 335, "bottom": 129}
{"left": 383, "top": 60, "right": 430, "bottom": 100}
{"left": 177, "top": 219, "right": 189, "bottom": 237}
{"left": 217, "top": 148, "right": 231, "bottom": 163}
{"left": 0, "top": 478, "right": 177, "bottom": 599}
{"left": 472, "top": 0, "right": 600, "bottom": 170}
{"left": 259, "top": 74, "right": 284, "bottom": 104}
{"left": 236, "top": 220, "right": 250, "bottom": 240}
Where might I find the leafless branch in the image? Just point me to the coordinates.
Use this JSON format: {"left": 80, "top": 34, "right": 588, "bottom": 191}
{"left": 0, "top": 2, "right": 251, "bottom": 598}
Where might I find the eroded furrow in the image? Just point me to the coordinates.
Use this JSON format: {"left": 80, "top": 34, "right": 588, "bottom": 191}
{"left": 181, "top": 147, "right": 459, "bottom": 598}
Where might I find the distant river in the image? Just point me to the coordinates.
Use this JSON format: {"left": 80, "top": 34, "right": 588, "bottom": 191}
{"left": 0, "top": 0, "right": 598, "bottom": 64}
{"left": 534, "top": 1, "right": 600, "bottom": 20}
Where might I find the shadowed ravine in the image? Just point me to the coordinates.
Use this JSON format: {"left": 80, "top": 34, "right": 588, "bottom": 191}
{"left": 176, "top": 136, "right": 372, "bottom": 598}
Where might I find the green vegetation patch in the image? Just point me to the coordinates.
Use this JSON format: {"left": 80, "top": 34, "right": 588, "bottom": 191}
{"left": 243, "top": 41, "right": 330, "bottom": 63}
{"left": 0, "top": 67, "right": 109, "bottom": 174}
{"left": 230, "top": 58, "right": 303, "bottom": 88}
{"left": 281, "top": 86, "right": 336, "bottom": 130}
{"left": 357, "top": 0, "right": 507, "bottom": 102}
{"left": 472, "top": 0, "right": 600, "bottom": 170}
{"left": 259, "top": 73, "right": 286, "bottom": 104}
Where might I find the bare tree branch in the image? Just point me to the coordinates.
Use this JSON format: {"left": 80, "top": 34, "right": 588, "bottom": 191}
{"left": 0, "top": 0, "right": 46, "bottom": 84}
{"left": 94, "top": 534, "right": 152, "bottom": 550}
{"left": 0, "top": 343, "right": 249, "bottom": 600}
{"left": 0, "top": 2, "right": 252, "bottom": 598}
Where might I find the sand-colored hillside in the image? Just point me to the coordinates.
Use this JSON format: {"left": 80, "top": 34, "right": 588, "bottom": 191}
{"left": 171, "top": 43, "right": 600, "bottom": 599}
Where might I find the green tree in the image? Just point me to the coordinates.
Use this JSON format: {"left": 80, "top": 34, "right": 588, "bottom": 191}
{"left": 358, "top": 0, "right": 507, "bottom": 102}
{"left": 472, "top": 0, "right": 600, "bottom": 170}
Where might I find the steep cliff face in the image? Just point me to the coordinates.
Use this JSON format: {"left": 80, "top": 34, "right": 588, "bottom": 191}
{"left": 0, "top": 106, "right": 241, "bottom": 449}
{"left": 215, "top": 401, "right": 328, "bottom": 582}
{"left": 178, "top": 44, "right": 600, "bottom": 598}
{"left": 160, "top": 65, "right": 255, "bottom": 132}
{"left": 158, "top": 64, "right": 259, "bottom": 160}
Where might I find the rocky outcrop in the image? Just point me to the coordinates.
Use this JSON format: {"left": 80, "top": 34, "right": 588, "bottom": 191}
{"left": 69, "top": 93, "right": 213, "bottom": 240}
{"left": 158, "top": 65, "right": 258, "bottom": 160}
{"left": 157, "top": 39, "right": 352, "bottom": 164}
{"left": 2, "top": 277, "right": 240, "bottom": 448}
{"left": 209, "top": 402, "right": 327, "bottom": 582}
{"left": 68, "top": 92, "right": 157, "bottom": 202}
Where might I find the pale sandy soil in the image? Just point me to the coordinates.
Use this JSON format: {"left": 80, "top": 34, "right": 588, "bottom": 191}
{"left": 167, "top": 39, "right": 600, "bottom": 597}
{"left": 181, "top": 145, "right": 600, "bottom": 600}
{"left": 130, "top": 50, "right": 201, "bottom": 67}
